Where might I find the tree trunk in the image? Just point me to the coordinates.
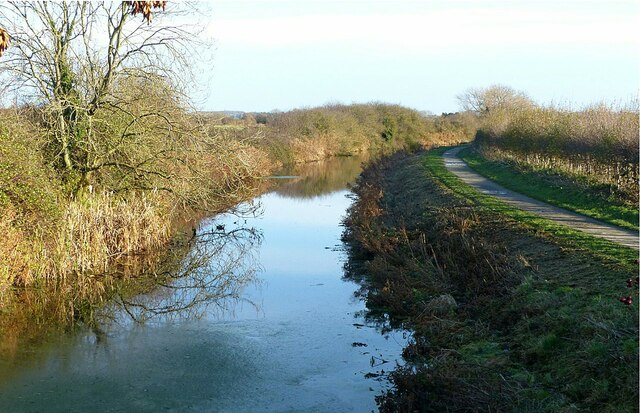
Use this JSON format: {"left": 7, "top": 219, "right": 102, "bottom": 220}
{"left": 58, "top": 111, "right": 73, "bottom": 171}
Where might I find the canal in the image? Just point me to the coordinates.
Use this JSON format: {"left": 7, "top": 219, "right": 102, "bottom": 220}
{"left": 0, "top": 156, "right": 407, "bottom": 412}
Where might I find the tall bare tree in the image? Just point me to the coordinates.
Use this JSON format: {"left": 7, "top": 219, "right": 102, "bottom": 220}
{"left": 0, "top": 2, "right": 207, "bottom": 191}
{"left": 457, "top": 85, "right": 535, "bottom": 115}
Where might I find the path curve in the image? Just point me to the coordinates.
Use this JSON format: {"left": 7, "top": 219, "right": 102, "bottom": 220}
{"left": 443, "top": 147, "right": 639, "bottom": 250}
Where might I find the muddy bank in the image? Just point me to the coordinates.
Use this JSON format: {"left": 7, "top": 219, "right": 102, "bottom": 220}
{"left": 342, "top": 150, "right": 638, "bottom": 412}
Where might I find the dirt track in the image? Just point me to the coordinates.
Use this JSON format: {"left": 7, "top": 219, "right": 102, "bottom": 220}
{"left": 443, "top": 147, "right": 639, "bottom": 250}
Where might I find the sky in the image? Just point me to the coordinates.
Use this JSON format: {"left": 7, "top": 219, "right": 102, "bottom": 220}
{"left": 198, "top": 0, "right": 638, "bottom": 114}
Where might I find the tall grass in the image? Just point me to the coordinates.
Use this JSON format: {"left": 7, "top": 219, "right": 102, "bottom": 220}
{"left": 1, "top": 192, "right": 171, "bottom": 286}
{"left": 53, "top": 191, "right": 171, "bottom": 278}
{"left": 476, "top": 103, "right": 639, "bottom": 204}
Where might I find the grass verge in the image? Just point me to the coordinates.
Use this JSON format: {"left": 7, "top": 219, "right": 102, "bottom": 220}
{"left": 428, "top": 147, "right": 638, "bottom": 266}
{"left": 458, "top": 146, "right": 639, "bottom": 231}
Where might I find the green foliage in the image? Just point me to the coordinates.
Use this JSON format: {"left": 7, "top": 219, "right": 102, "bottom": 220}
{"left": 458, "top": 340, "right": 504, "bottom": 364}
{"left": 381, "top": 115, "right": 398, "bottom": 141}
{"left": 0, "top": 111, "right": 62, "bottom": 225}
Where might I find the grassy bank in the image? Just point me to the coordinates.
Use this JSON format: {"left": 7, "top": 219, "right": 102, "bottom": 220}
{"left": 426, "top": 147, "right": 637, "bottom": 264}
{"left": 458, "top": 146, "right": 639, "bottom": 230}
{"left": 343, "top": 148, "right": 638, "bottom": 412}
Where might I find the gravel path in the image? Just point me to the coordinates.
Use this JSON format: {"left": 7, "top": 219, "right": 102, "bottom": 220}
{"left": 443, "top": 147, "right": 639, "bottom": 250}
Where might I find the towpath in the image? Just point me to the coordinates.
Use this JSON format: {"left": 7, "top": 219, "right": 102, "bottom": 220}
{"left": 443, "top": 146, "right": 639, "bottom": 250}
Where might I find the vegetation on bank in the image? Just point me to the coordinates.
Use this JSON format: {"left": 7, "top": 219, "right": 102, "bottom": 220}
{"left": 0, "top": 3, "right": 252, "bottom": 338}
{"left": 0, "top": 103, "right": 472, "bottom": 294}
{"left": 460, "top": 86, "right": 639, "bottom": 209}
{"left": 1, "top": 3, "right": 635, "bottom": 409}
{"left": 0, "top": 105, "right": 268, "bottom": 311}
{"left": 203, "top": 104, "right": 475, "bottom": 165}
{"left": 423, "top": 148, "right": 637, "bottom": 267}
{"left": 343, "top": 148, "right": 638, "bottom": 412}
{"left": 459, "top": 146, "right": 639, "bottom": 230}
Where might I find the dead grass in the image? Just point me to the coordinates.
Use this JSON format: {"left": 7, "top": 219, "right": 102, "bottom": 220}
{"left": 53, "top": 191, "right": 171, "bottom": 277}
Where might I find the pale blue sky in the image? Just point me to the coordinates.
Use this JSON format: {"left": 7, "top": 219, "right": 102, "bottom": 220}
{"left": 200, "top": 0, "right": 638, "bottom": 114}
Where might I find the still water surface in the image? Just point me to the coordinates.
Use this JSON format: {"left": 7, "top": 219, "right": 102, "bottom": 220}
{"left": 0, "top": 156, "right": 406, "bottom": 412}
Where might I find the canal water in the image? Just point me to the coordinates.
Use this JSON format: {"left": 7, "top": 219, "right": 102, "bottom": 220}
{"left": 0, "top": 156, "right": 407, "bottom": 412}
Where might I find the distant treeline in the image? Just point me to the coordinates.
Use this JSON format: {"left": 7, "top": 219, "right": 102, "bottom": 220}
{"left": 203, "top": 103, "right": 476, "bottom": 165}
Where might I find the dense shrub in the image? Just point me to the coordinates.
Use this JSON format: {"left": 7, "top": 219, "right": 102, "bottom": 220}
{"left": 0, "top": 111, "right": 61, "bottom": 286}
{"left": 0, "top": 110, "right": 62, "bottom": 225}
{"left": 0, "top": 91, "right": 270, "bottom": 304}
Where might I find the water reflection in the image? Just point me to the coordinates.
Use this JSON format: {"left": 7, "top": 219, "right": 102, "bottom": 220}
{"left": 104, "top": 224, "right": 263, "bottom": 325}
{"left": 274, "top": 155, "right": 368, "bottom": 199}
{"left": 111, "top": 155, "right": 369, "bottom": 324}
{"left": 0, "top": 219, "right": 265, "bottom": 395}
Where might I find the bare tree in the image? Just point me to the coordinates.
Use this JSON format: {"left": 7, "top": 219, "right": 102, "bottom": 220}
{"left": 457, "top": 85, "right": 535, "bottom": 114}
{"left": 0, "top": 2, "right": 207, "bottom": 191}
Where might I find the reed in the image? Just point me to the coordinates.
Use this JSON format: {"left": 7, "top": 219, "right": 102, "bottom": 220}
{"left": 53, "top": 190, "right": 171, "bottom": 277}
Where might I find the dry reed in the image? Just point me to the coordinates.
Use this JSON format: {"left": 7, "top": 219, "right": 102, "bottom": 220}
{"left": 477, "top": 104, "right": 639, "bottom": 203}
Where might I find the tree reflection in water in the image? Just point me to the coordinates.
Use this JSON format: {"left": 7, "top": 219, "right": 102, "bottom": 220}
{"left": 274, "top": 155, "right": 368, "bottom": 199}
{"left": 0, "top": 206, "right": 264, "bottom": 386}
{"left": 103, "top": 220, "right": 263, "bottom": 325}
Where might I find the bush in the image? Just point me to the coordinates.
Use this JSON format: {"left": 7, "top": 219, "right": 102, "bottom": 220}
{"left": 236, "top": 103, "right": 474, "bottom": 165}
{"left": 0, "top": 110, "right": 62, "bottom": 225}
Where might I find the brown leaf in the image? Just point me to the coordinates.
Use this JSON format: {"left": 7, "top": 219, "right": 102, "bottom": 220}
{"left": 125, "top": 1, "right": 166, "bottom": 24}
{"left": 0, "top": 27, "right": 10, "bottom": 57}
